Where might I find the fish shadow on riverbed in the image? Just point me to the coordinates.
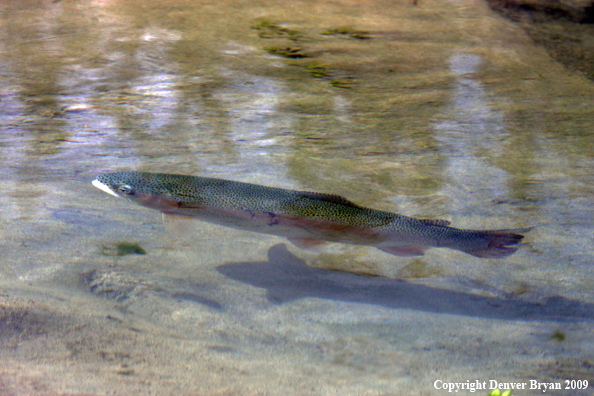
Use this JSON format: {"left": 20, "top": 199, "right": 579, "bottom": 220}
{"left": 217, "top": 244, "right": 593, "bottom": 322}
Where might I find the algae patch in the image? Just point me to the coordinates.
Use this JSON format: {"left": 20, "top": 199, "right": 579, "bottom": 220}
{"left": 116, "top": 366, "right": 135, "bottom": 376}
{"left": 488, "top": 389, "right": 513, "bottom": 396}
{"left": 251, "top": 19, "right": 302, "bottom": 40}
{"left": 321, "top": 27, "right": 371, "bottom": 39}
{"left": 330, "top": 78, "right": 355, "bottom": 88}
{"left": 305, "top": 61, "right": 330, "bottom": 78}
{"left": 100, "top": 242, "right": 147, "bottom": 257}
{"left": 265, "top": 46, "right": 311, "bottom": 58}
{"left": 550, "top": 330, "right": 566, "bottom": 341}
{"left": 252, "top": 19, "right": 360, "bottom": 87}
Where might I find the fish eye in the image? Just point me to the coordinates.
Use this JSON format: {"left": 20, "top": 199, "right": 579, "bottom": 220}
{"left": 118, "top": 185, "right": 134, "bottom": 195}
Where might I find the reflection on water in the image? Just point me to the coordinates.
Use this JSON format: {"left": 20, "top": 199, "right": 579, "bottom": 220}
{"left": 435, "top": 53, "right": 512, "bottom": 217}
{"left": 1, "top": 0, "right": 594, "bottom": 394}
{"left": 213, "top": 69, "right": 292, "bottom": 183}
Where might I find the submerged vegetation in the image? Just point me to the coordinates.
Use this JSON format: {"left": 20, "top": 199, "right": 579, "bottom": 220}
{"left": 330, "top": 78, "right": 355, "bottom": 88}
{"left": 100, "top": 242, "right": 147, "bottom": 256}
{"left": 304, "top": 61, "right": 330, "bottom": 78}
{"left": 265, "top": 46, "right": 311, "bottom": 58}
{"left": 321, "top": 27, "right": 371, "bottom": 39}
{"left": 254, "top": 20, "right": 362, "bottom": 88}
{"left": 488, "top": 389, "right": 512, "bottom": 396}
{"left": 251, "top": 19, "right": 302, "bottom": 40}
{"left": 550, "top": 330, "right": 566, "bottom": 341}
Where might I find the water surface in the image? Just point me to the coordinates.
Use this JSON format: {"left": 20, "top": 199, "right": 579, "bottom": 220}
{"left": 1, "top": 0, "right": 593, "bottom": 394}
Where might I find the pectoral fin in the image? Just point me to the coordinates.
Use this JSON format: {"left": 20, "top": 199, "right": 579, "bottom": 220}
{"left": 378, "top": 245, "right": 428, "bottom": 257}
{"left": 162, "top": 212, "right": 197, "bottom": 239}
{"left": 287, "top": 237, "right": 328, "bottom": 252}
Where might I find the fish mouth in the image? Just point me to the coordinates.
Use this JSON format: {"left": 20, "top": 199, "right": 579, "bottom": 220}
{"left": 92, "top": 178, "right": 119, "bottom": 197}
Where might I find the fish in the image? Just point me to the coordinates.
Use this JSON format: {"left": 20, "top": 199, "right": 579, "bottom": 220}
{"left": 92, "top": 172, "right": 530, "bottom": 258}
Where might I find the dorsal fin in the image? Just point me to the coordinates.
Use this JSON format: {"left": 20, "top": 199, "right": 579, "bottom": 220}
{"left": 296, "top": 191, "right": 362, "bottom": 208}
{"left": 418, "top": 218, "right": 451, "bottom": 226}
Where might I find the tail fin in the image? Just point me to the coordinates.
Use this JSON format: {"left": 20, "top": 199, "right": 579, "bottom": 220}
{"left": 459, "top": 227, "right": 532, "bottom": 258}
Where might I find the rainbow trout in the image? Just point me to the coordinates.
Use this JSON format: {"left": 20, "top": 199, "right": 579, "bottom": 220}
{"left": 92, "top": 172, "right": 529, "bottom": 258}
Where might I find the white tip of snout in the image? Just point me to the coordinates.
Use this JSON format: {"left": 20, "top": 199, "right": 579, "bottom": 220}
{"left": 92, "top": 179, "right": 119, "bottom": 197}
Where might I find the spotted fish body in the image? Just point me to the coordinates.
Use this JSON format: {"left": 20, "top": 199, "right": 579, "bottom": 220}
{"left": 92, "top": 172, "right": 529, "bottom": 258}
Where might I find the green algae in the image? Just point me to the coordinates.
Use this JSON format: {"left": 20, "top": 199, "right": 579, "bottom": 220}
{"left": 321, "top": 27, "right": 371, "bottom": 39}
{"left": 330, "top": 78, "right": 355, "bottom": 88}
{"left": 488, "top": 389, "right": 513, "bottom": 396}
{"left": 100, "top": 242, "right": 147, "bottom": 257}
{"left": 305, "top": 62, "right": 330, "bottom": 78}
{"left": 251, "top": 19, "right": 302, "bottom": 40}
{"left": 551, "top": 330, "right": 566, "bottom": 341}
{"left": 265, "top": 46, "right": 311, "bottom": 58}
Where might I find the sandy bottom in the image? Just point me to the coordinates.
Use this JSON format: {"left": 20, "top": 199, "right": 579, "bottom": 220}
{"left": 2, "top": 234, "right": 594, "bottom": 395}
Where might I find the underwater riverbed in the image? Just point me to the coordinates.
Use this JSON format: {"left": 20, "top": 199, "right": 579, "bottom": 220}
{"left": 1, "top": 0, "right": 593, "bottom": 394}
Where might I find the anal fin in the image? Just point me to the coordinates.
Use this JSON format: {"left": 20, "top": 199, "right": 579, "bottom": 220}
{"left": 378, "top": 245, "right": 428, "bottom": 257}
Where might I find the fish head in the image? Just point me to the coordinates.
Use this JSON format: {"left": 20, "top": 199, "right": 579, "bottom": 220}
{"left": 93, "top": 172, "right": 146, "bottom": 199}
{"left": 92, "top": 172, "right": 182, "bottom": 211}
